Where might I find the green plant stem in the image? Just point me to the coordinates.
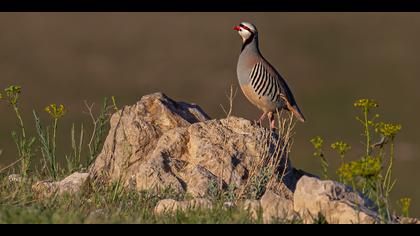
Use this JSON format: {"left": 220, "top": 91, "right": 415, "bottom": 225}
{"left": 71, "top": 123, "right": 76, "bottom": 165}
{"left": 51, "top": 118, "right": 58, "bottom": 179}
{"left": 374, "top": 181, "right": 387, "bottom": 224}
{"left": 364, "top": 107, "right": 370, "bottom": 156}
{"left": 320, "top": 154, "right": 328, "bottom": 179}
{"left": 78, "top": 124, "right": 84, "bottom": 168}
{"left": 362, "top": 107, "right": 371, "bottom": 193}
{"left": 340, "top": 155, "right": 344, "bottom": 166}
{"left": 384, "top": 140, "right": 395, "bottom": 194}
{"left": 338, "top": 155, "right": 345, "bottom": 182}
{"left": 11, "top": 104, "right": 33, "bottom": 176}
{"left": 13, "top": 105, "right": 26, "bottom": 139}
{"left": 111, "top": 96, "right": 118, "bottom": 112}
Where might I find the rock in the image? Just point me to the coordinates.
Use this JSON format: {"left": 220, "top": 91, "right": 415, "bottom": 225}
{"left": 154, "top": 199, "right": 178, "bottom": 214}
{"left": 32, "top": 181, "right": 58, "bottom": 198}
{"left": 89, "top": 92, "right": 302, "bottom": 197}
{"left": 58, "top": 172, "right": 90, "bottom": 194}
{"left": 398, "top": 217, "right": 420, "bottom": 224}
{"left": 223, "top": 201, "right": 235, "bottom": 209}
{"left": 32, "top": 172, "right": 89, "bottom": 197}
{"left": 183, "top": 165, "right": 221, "bottom": 198}
{"left": 7, "top": 174, "right": 23, "bottom": 183}
{"left": 89, "top": 92, "right": 210, "bottom": 195}
{"left": 154, "top": 198, "right": 213, "bottom": 214}
{"left": 293, "top": 176, "right": 380, "bottom": 224}
{"left": 260, "top": 190, "right": 298, "bottom": 223}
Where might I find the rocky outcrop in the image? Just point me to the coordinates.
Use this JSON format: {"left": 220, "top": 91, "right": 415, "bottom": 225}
{"left": 293, "top": 176, "right": 380, "bottom": 224}
{"left": 89, "top": 92, "right": 300, "bottom": 198}
{"left": 261, "top": 190, "right": 298, "bottom": 223}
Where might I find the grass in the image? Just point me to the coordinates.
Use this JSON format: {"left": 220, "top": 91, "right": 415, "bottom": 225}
{"left": 0, "top": 172, "right": 263, "bottom": 224}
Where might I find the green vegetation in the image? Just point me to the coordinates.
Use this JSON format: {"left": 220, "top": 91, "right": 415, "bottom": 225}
{"left": 0, "top": 86, "right": 35, "bottom": 177}
{"left": 65, "top": 123, "right": 84, "bottom": 175}
{"left": 0, "top": 175, "right": 261, "bottom": 224}
{"left": 310, "top": 136, "right": 328, "bottom": 179}
{"left": 310, "top": 98, "right": 411, "bottom": 223}
{"left": 0, "top": 85, "right": 116, "bottom": 180}
{"left": 398, "top": 197, "right": 412, "bottom": 218}
{"left": 33, "top": 104, "right": 66, "bottom": 180}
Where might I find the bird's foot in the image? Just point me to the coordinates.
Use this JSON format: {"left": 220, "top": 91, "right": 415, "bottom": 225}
{"left": 252, "top": 120, "right": 262, "bottom": 127}
{"left": 254, "top": 112, "right": 267, "bottom": 127}
{"left": 270, "top": 125, "right": 278, "bottom": 132}
{"left": 269, "top": 112, "right": 277, "bottom": 131}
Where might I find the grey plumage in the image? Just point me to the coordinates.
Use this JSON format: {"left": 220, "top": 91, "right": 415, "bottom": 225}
{"left": 234, "top": 22, "right": 306, "bottom": 127}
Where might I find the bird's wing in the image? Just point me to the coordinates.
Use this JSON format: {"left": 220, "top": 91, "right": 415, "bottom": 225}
{"left": 260, "top": 58, "right": 306, "bottom": 122}
{"left": 251, "top": 59, "right": 292, "bottom": 103}
{"left": 248, "top": 61, "right": 281, "bottom": 102}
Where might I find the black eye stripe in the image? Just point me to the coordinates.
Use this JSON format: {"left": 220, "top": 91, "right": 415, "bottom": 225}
{"left": 239, "top": 24, "right": 253, "bottom": 33}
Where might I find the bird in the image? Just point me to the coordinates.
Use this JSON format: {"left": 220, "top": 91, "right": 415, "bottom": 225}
{"left": 233, "top": 22, "right": 306, "bottom": 129}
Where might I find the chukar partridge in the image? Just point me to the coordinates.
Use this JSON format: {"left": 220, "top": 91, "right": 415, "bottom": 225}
{"left": 234, "top": 22, "right": 306, "bottom": 129}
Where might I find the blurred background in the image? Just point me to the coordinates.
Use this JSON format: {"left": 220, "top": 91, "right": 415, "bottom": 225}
{"left": 0, "top": 13, "right": 419, "bottom": 217}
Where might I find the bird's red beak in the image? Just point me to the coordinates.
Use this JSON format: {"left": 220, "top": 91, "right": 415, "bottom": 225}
{"left": 233, "top": 26, "right": 241, "bottom": 31}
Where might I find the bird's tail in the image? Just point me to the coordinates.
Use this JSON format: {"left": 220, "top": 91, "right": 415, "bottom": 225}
{"left": 290, "top": 105, "right": 306, "bottom": 123}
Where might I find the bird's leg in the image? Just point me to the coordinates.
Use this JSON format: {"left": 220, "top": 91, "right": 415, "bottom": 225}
{"left": 254, "top": 112, "right": 267, "bottom": 126}
{"left": 268, "top": 111, "right": 277, "bottom": 131}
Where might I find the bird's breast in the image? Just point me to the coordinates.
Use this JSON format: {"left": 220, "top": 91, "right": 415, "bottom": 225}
{"left": 237, "top": 52, "right": 261, "bottom": 85}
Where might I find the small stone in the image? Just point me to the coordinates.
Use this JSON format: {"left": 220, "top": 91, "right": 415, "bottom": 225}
{"left": 399, "top": 217, "right": 419, "bottom": 224}
{"left": 7, "top": 174, "right": 23, "bottom": 183}
{"left": 32, "top": 181, "right": 58, "bottom": 198}
{"left": 223, "top": 201, "right": 235, "bottom": 209}
{"left": 32, "top": 172, "right": 89, "bottom": 198}
{"left": 57, "top": 172, "right": 89, "bottom": 195}
{"left": 154, "top": 198, "right": 213, "bottom": 214}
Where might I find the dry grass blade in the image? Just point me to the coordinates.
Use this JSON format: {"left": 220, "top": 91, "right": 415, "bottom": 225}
{"left": 83, "top": 98, "right": 116, "bottom": 165}
{"left": 220, "top": 85, "right": 238, "bottom": 119}
{"left": 0, "top": 158, "right": 23, "bottom": 174}
{"left": 267, "top": 110, "right": 296, "bottom": 189}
